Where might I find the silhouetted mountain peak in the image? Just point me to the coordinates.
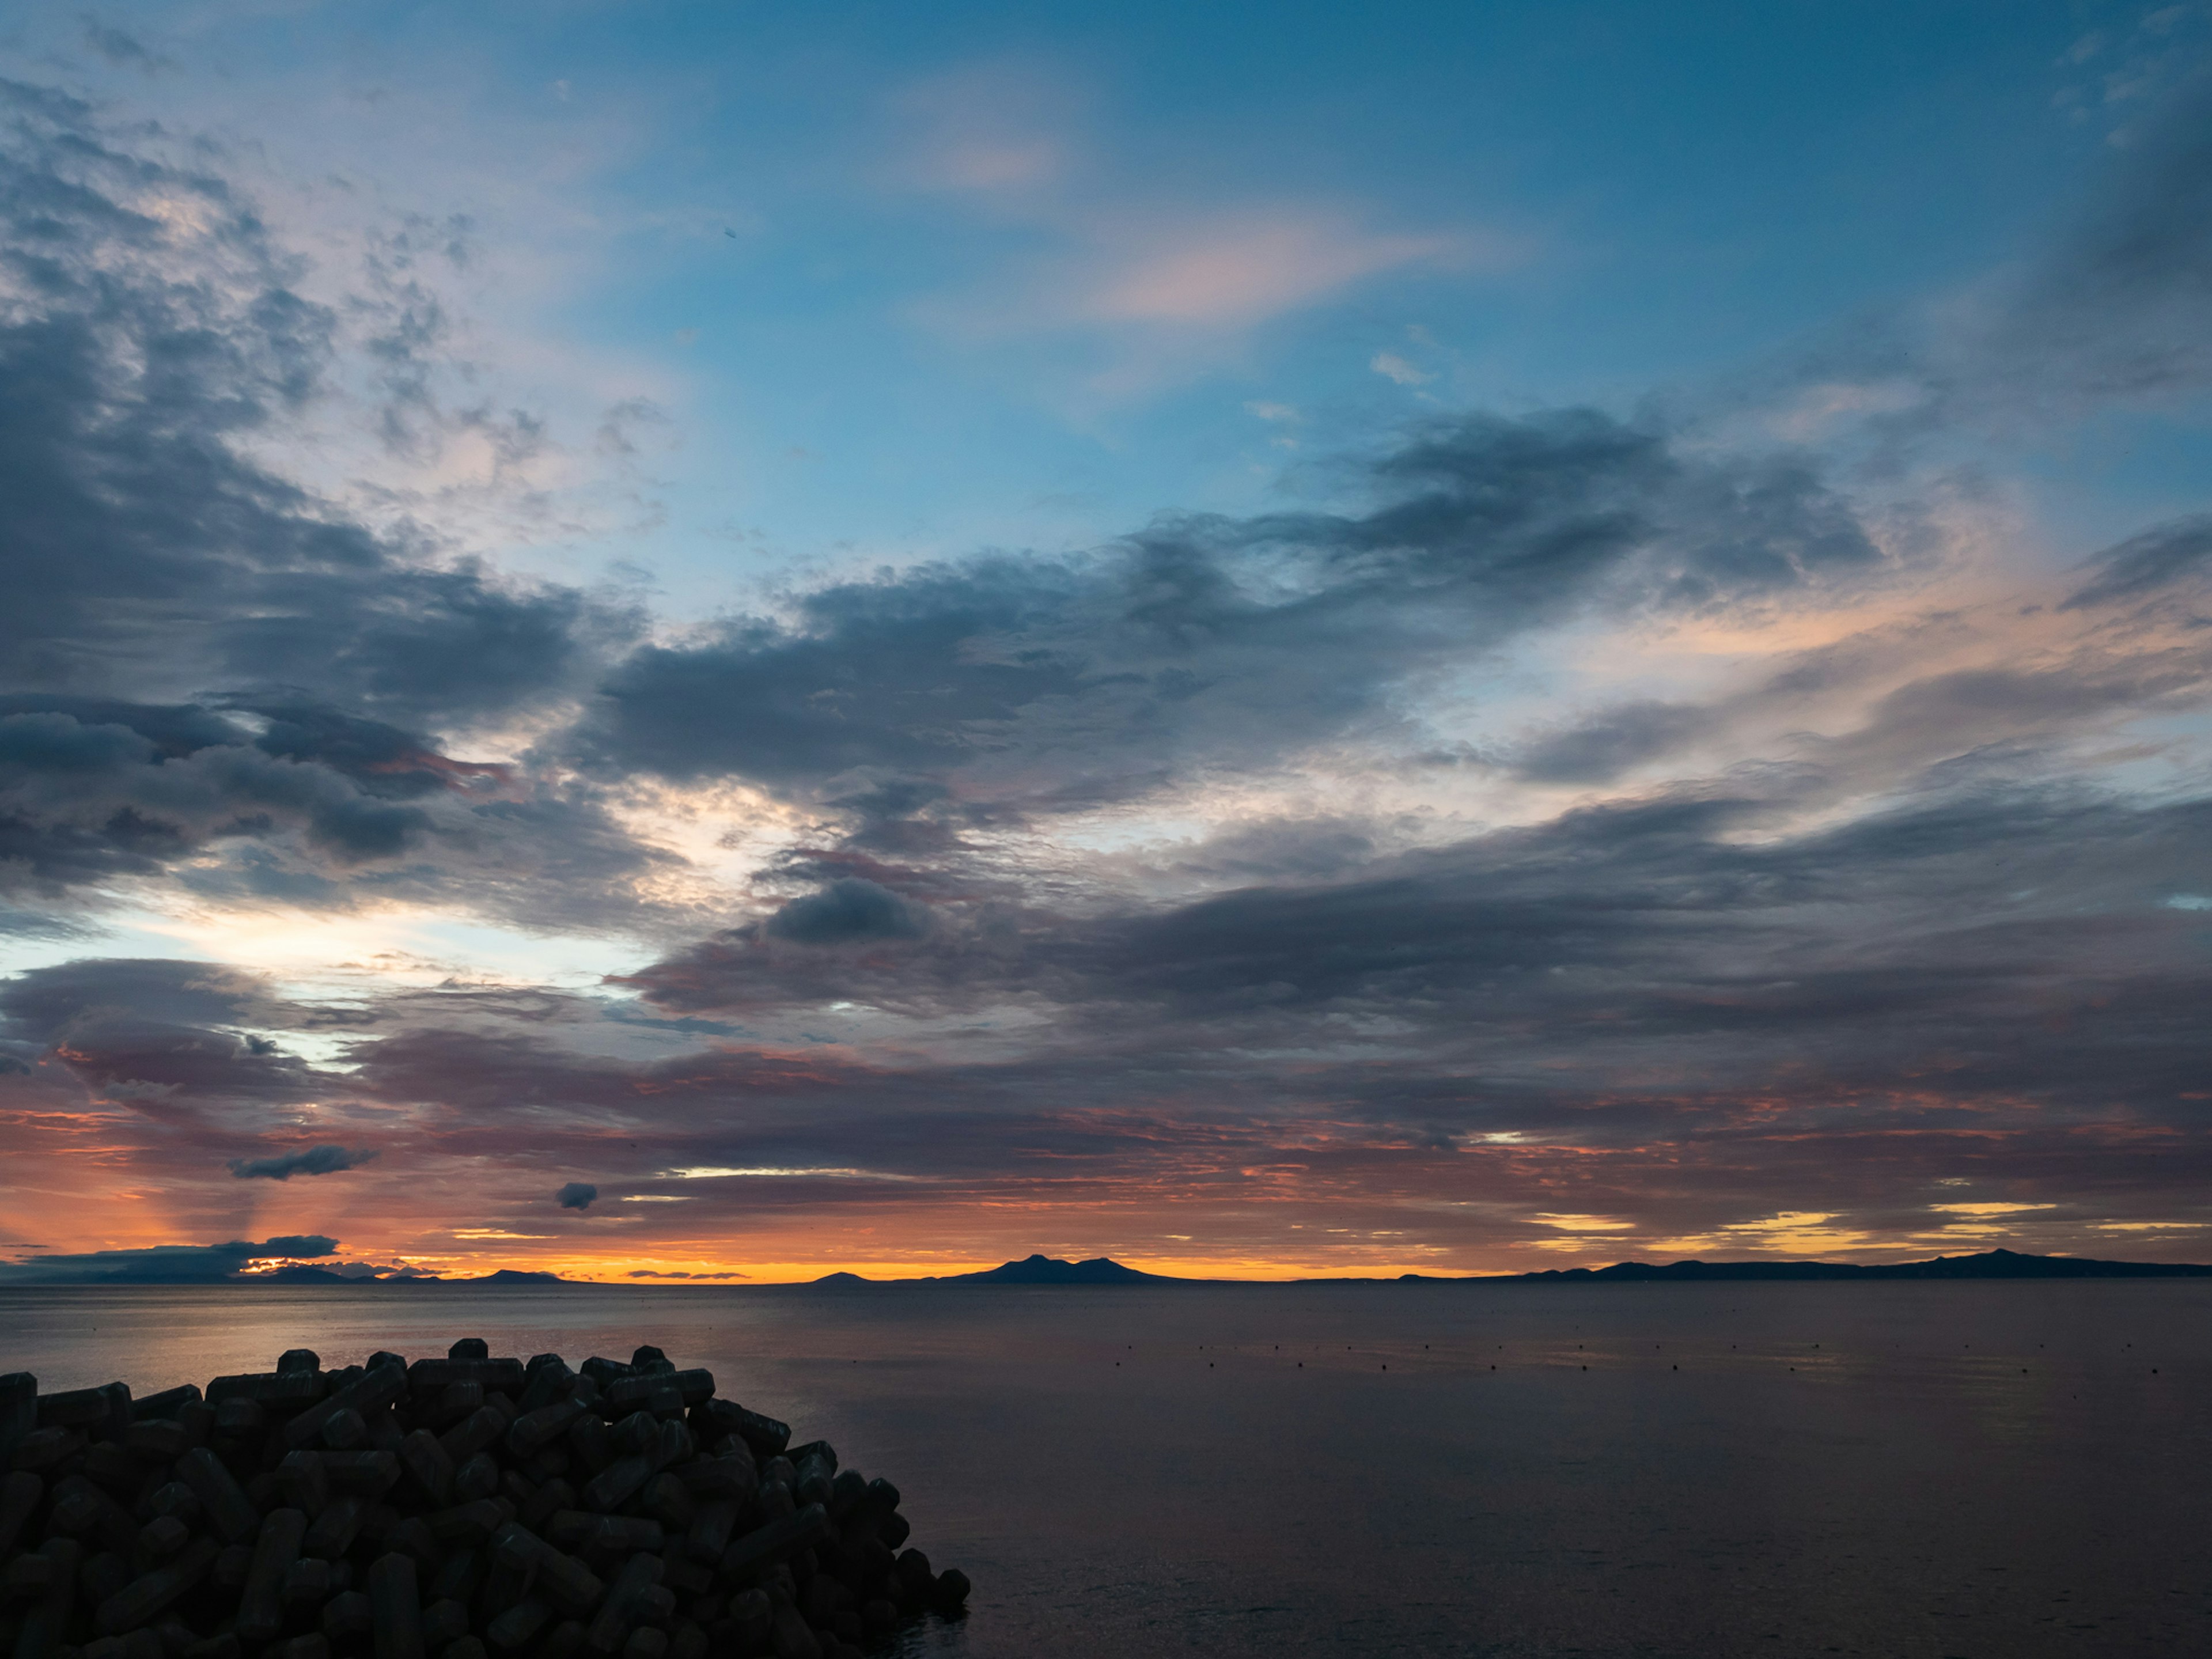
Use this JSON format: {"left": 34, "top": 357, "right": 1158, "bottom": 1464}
{"left": 954, "top": 1254, "right": 1156, "bottom": 1284}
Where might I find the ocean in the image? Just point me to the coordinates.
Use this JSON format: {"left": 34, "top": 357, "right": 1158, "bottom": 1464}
{"left": 5, "top": 1278, "right": 2207, "bottom": 1657}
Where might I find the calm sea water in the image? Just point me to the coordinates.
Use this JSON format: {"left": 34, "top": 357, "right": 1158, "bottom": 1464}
{"left": 3, "top": 1280, "right": 2207, "bottom": 1658}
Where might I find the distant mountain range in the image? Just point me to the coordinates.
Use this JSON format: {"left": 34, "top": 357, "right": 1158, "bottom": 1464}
{"left": 1460, "top": 1247, "right": 2212, "bottom": 1282}
{"left": 9, "top": 1248, "right": 2205, "bottom": 1288}
{"left": 814, "top": 1253, "right": 1158, "bottom": 1286}
{"left": 813, "top": 1248, "right": 2212, "bottom": 1286}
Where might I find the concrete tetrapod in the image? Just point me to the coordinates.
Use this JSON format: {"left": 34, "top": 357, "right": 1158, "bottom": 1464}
{"left": 0, "top": 1342, "right": 967, "bottom": 1659}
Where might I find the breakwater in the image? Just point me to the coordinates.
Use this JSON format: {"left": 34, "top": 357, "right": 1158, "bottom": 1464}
{"left": 0, "top": 1340, "right": 967, "bottom": 1659}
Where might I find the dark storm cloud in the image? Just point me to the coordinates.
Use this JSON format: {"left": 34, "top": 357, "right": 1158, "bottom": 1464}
{"left": 0, "top": 704, "right": 444, "bottom": 873}
{"left": 556, "top": 1182, "right": 597, "bottom": 1210}
{"left": 575, "top": 410, "right": 1880, "bottom": 815}
{"left": 616, "top": 887, "right": 1027, "bottom": 1020}
{"left": 228, "top": 1143, "right": 377, "bottom": 1180}
{"left": 0, "top": 957, "right": 301, "bottom": 1044}
{"left": 0, "top": 698, "right": 243, "bottom": 760}
{"left": 0, "top": 1235, "right": 337, "bottom": 1283}
{"left": 765, "top": 879, "right": 930, "bottom": 944}
{"left": 240, "top": 703, "right": 514, "bottom": 798}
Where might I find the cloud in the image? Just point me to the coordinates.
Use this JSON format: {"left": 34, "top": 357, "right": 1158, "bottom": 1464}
{"left": 229, "top": 1143, "right": 378, "bottom": 1180}
{"left": 0, "top": 61, "right": 2208, "bottom": 1279}
{"left": 1512, "top": 701, "right": 1718, "bottom": 785}
{"left": 0, "top": 704, "right": 440, "bottom": 885}
{"left": 1078, "top": 213, "right": 1469, "bottom": 328}
{"left": 0, "top": 1236, "right": 338, "bottom": 1283}
{"left": 1991, "top": 74, "right": 2212, "bottom": 406}
{"left": 1702, "top": 76, "right": 2212, "bottom": 465}
{"left": 2061, "top": 514, "right": 2212, "bottom": 609}
{"left": 0, "top": 957, "right": 293, "bottom": 1046}
{"left": 0, "top": 86, "right": 688, "bottom": 934}
{"left": 666, "top": 1166, "right": 918, "bottom": 1181}
{"left": 1371, "top": 351, "right": 1434, "bottom": 387}
{"left": 624, "top": 781, "right": 2212, "bottom": 1138}
{"left": 887, "top": 57, "right": 1073, "bottom": 195}
{"left": 887, "top": 60, "right": 1493, "bottom": 354}
{"left": 574, "top": 410, "right": 1882, "bottom": 817}
{"left": 1783, "top": 73, "right": 2212, "bottom": 449}
{"left": 0, "top": 694, "right": 677, "bottom": 933}
{"left": 0, "top": 957, "right": 355, "bottom": 1120}
{"left": 0, "top": 88, "right": 614, "bottom": 722}
{"left": 79, "top": 19, "right": 173, "bottom": 73}
{"left": 766, "top": 880, "right": 930, "bottom": 945}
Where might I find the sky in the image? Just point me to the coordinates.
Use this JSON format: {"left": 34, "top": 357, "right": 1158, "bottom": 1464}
{"left": 1, "top": 1, "right": 2210, "bottom": 1283}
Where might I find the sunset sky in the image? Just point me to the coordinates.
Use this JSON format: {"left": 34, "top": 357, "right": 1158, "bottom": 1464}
{"left": 2, "top": 1, "right": 2210, "bottom": 1282}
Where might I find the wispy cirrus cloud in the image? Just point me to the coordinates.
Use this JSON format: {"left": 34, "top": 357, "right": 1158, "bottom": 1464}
{"left": 1071, "top": 209, "right": 1483, "bottom": 329}
{"left": 884, "top": 57, "right": 1511, "bottom": 391}
{"left": 915, "top": 204, "right": 1502, "bottom": 383}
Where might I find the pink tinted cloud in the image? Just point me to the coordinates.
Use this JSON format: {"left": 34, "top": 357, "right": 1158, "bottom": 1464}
{"left": 884, "top": 61, "right": 1514, "bottom": 353}
{"left": 1078, "top": 210, "right": 1482, "bottom": 328}
{"left": 886, "top": 55, "right": 1078, "bottom": 196}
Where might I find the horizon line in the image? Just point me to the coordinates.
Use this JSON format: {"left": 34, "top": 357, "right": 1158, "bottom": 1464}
{"left": 9, "top": 1245, "right": 2212, "bottom": 1287}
